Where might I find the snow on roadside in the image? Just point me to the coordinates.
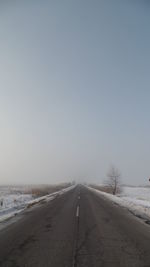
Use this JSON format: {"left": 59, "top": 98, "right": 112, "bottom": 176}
{"left": 89, "top": 186, "right": 150, "bottom": 220}
{"left": 0, "top": 185, "right": 75, "bottom": 223}
{"left": 0, "top": 193, "right": 33, "bottom": 222}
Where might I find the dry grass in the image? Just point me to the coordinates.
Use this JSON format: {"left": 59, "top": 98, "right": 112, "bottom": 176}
{"left": 89, "top": 184, "right": 122, "bottom": 195}
{"left": 31, "top": 183, "right": 72, "bottom": 198}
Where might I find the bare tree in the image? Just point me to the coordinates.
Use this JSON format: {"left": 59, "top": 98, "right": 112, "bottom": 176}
{"left": 106, "top": 165, "right": 121, "bottom": 195}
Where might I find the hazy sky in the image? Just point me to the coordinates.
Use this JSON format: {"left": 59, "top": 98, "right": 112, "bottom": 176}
{"left": 0, "top": 0, "right": 150, "bottom": 185}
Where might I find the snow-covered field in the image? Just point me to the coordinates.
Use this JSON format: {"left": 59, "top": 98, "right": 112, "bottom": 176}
{"left": 0, "top": 185, "right": 74, "bottom": 223}
{"left": 121, "top": 186, "right": 150, "bottom": 202}
{"left": 90, "top": 186, "right": 150, "bottom": 221}
{"left": 0, "top": 186, "right": 32, "bottom": 222}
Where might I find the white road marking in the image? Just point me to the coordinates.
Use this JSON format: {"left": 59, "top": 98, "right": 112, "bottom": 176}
{"left": 78, "top": 196, "right": 80, "bottom": 200}
{"left": 76, "top": 206, "right": 80, "bottom": 217}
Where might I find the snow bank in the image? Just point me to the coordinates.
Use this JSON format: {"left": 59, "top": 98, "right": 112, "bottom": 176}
{"left": 89, "top": 186, "right": 150, "bottom": 220}
{"left": 0, "top": 185, "right": 75, "bottom": 223}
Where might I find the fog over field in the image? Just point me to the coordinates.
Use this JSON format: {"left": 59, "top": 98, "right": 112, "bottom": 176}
{"left": 0, "top": 1, "right": 150, "bottom": 185}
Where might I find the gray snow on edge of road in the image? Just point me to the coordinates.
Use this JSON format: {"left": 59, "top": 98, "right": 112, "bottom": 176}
{"left": 0, "top": 185, "right": 75, "bottom": 223}
{"left": 89, "top": 186, "right": 150, "bottom": 221}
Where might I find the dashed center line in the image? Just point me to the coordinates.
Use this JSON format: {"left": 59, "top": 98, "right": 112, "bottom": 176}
{"left": 76, "top": 206, "right": 80, "bottom": 217}
{"left": 73, "top": 194, "right": 81, "bottom": 267}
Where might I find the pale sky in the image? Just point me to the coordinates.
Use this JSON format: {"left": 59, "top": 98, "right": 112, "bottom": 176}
{"left": 0, "top": 0, "right": 150, "bottom": 185}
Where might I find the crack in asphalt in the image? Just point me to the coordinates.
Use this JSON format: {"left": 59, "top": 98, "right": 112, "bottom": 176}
{"left": 76, "top": 224, "right": 97, "bottom": 254}
{"left": 72, "top": 203, "right": 96, "bottom": 267}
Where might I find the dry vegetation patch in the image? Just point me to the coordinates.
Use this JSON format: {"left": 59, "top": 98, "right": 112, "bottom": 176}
{"left": 31, "top": 183, "right": 72, "bottom": 198}
{"left": 89, "top": 184, "right": 122, "bottom": 195}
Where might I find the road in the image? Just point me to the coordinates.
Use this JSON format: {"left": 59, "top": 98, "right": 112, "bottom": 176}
{"left": 0, "top": 185, "right": 150, "bottom": 267}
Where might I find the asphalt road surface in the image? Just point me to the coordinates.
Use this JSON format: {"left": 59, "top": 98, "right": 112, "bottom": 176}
{"left": 0, "top": 185, "right": 150, "bottom": 267}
